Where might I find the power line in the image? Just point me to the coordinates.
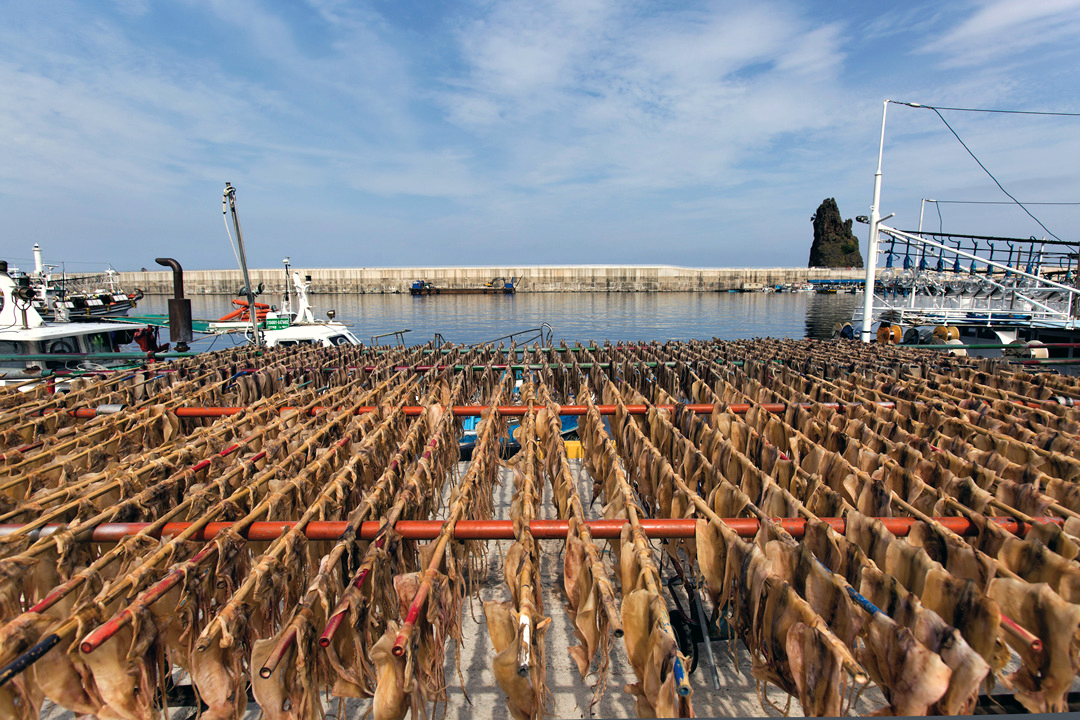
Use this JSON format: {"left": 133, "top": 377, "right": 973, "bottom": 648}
{"left": 894, "top": 101, "right": 1080, "bottom": 117}
{"left": 927, "top": 200, "right": 1080, "bottom": 206}
{"left": 927, "top": 106, "right": 1063, "bottom": 242}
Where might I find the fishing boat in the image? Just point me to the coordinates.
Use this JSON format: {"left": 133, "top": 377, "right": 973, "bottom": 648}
{"left": 411, "top": 277, "right": 517, "bottom": 295}
{"left": 852, "top": 101, "right": 1080, "bottom": 362}
{"left": 203, "top": 185, "right": 361, "bottom": 349}
{"left": 206, "top": 262, "right": 361, "bottom": 348}
{"left": 811, "top": 279, "right": 863, "bottom": 294}
{"left": 0, "top": 260, "right": 146, "bottom": 387}
{"left": 458, "top": 411, "right": 578, "bottom": 459}
{"left": 15, "top": 244, "right": 143, "bottom": 321}
{"left": 853, "top": 227, "right": 1080, "bottom": 357}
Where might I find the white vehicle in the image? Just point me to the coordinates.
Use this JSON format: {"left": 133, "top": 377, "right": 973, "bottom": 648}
{"left": 0, "top": 260, "right": 146, "bottom": 387}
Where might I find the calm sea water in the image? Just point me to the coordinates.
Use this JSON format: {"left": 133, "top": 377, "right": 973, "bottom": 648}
{"left": 138, "top": 291, "right": 862, "bottom": 348}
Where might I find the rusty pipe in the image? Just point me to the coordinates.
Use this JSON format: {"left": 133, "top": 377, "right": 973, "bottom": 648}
{"left": 0, "top": 516, "right": 1059, "bottom": 543}
{"left": 154, "top": 258, "right": 184, "bottom": 301}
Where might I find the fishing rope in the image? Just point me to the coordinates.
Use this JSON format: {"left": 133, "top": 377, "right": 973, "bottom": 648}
{"left": 928, "top": 106, "right": 1063, "bottom": 242}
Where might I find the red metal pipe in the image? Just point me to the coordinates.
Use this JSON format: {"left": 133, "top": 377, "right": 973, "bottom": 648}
{"left": 4, "top": 516, "right": 1059, "bottom": 543}
{"left": 319, "top": 553, "right": 377, "bottom": 647}
{"left": 79, "top": 542, "right": 218, "bottom": 654}
{"left": 25, "top": 438, "right": 257, "bottom": 615}
{"left": 0, "top": 442, "right": 43, "bottom": 462}
{"left": 393, "top": 569, "right": 435, "bottom": 656}
{"left": 259, "top": 624, "right": 299, "bottom": 678}
{"left": 1000, "top": 612, "right": 1044, "bottom": 654}
{"left": 74, "top": 439, "right": 282, "bottom": 652}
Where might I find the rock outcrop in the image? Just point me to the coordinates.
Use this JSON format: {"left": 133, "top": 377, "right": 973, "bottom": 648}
{"left": 809, "top": 198, "right": 864, "bottom": 268}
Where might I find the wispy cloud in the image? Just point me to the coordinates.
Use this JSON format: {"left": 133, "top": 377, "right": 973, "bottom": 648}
{"left": 920, "top": 0, "right": 1080, "bottom": 67}
{"left": 0, "top": 1, "right": 1076, "bottom": 269}
{"left": 440, "top": 1, "right": 850, "bottom": 194}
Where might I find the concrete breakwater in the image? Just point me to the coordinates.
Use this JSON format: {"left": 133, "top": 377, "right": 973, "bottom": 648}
{"left": 120, "top": 265, "right": 865, "bottom": 295}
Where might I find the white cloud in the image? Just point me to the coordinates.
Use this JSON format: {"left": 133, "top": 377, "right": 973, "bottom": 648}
{"left": 0, "top": 1, "right": 1075, "bottom": 269}
{"left": 439, "top": 0, "right": 852, "bottom": 196}
{"left": 921, "top": 0, "right": 1080, "bottom": 67}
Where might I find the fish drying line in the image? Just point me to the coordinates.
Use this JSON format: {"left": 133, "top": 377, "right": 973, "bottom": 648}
{"left": 0, "top": 339, "right": 1080, "bottom": 717}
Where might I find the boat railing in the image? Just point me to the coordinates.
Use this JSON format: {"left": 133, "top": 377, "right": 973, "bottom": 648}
{"left": 472, "top": 323, "right": 553, "bottom": 348}
{"left": 370, "top": 329, "right": 411, "bottom": 347}
{"left": 36, "top": 271, "right": 122, "bottom": 297}
{"left": 858, "top": 225, "right": 1080, "bottom": 330}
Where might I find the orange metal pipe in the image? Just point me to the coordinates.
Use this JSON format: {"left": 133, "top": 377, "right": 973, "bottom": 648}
{"left": 1, "top": 516, "right": 1058, "bottom": 543}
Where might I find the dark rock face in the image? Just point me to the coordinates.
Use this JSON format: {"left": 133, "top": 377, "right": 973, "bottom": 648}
{"left": 809, "top": 198, "right": 864, "bottom": 268}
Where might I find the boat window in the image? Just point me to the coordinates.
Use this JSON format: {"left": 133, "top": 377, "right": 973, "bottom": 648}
{"left": 86, "top": 333, "right": 113, "bottom": 354}
{"left": 0, "top": 340, "right": 25, "bottom": 369}
{"left": 328, "top": 335, "right": 351, "bottom": 346}
{"left": 46, "top": 338, "right": 78, "bottom": 355}
{"left": 41, "top": 337, "right": 79, "bottom": 369}
{"left": 277, "top": 340, "right": 297, "bottom": 347}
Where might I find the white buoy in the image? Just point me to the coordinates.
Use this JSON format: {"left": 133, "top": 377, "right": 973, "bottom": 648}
{"left": 945, "top": 338, "right": 967, "bottom": 357}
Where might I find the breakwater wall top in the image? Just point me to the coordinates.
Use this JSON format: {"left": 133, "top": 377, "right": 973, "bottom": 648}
{"left": 120, "top": 265, "right": 866, "bottom": 294}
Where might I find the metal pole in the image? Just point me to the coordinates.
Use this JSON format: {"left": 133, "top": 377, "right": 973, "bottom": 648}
{"left": 282, "top": 257, "right": 291, "bottom": 319}
{"left": 1074, "top": 251, "right": 1080, "bottom": 321}
{"left": 224, "top": 183, "right": 262, "bottom": 347}
{"left": 880, "top": 226, "right": 1080, "bottom": 294}
{"left": 0, "top": 516, "right": 1058, "bottom": 543}
{"left": 861, "top": 100, "right": 889, "bottom": 342}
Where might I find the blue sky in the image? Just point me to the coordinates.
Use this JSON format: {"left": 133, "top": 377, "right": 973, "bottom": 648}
{"left": 1, "top": 0, "right": 1078, "bottom": 271}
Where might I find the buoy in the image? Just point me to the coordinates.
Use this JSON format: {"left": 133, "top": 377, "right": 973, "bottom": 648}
{"left": 877, "top": 324, "right": 902, "bottom": 345}
{"left": 944, "top": 338, "right": 967, "bottom": 357}
{"left": 934, "top": 326, "right": 959, "bottom": 342}
{"left": 833, "top": 322, "right": 855, "bottom": 340}
{"left": 218, "top": 298, "right": 270, "bottom": 323}
{"left": 1027, "top": 341, "right": 1049, "bottom": 360}
{"left": 1004, "top": 340, "right": 1048, "bottom": 360}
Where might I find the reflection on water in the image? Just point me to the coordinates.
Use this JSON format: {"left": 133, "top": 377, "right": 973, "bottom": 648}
{"left": 804, "top": 292, "right": 863, "bottom": 340}
{"left": 139, "top": 291, "right": 863, "bottom": 346}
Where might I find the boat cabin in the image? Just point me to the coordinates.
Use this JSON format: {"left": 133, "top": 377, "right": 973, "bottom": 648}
{"left": 0, "top": 260, "right": 143, "bottom": 384}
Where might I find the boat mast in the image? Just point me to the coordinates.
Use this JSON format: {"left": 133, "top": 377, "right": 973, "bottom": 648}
{"left": 223, "top": 183, "right": 262, "bottom": 347}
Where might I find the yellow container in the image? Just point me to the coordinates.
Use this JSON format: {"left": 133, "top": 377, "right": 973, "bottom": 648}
{"left": 564, "top": 440, "right": 584, "bottom": 459}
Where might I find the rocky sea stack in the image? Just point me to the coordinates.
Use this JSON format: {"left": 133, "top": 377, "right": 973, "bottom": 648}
{"left": 809, "top": 198, "right": 864, "bottom": 268}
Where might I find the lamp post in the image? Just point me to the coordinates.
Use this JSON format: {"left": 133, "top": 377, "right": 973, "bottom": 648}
{"left": 860, "top": 100, "right": 890, "bottom": 342}
{"left": 283, "top": 256, "right": 291, "bottom": 317}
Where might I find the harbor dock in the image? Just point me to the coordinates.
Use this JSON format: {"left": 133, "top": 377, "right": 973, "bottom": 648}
{"left": 120, "top": 265, "right": 864, "bottom": 295}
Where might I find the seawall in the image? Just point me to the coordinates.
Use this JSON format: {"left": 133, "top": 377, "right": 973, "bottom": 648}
{"left": 120, "top": 265, "right": 865, "bottom": 295}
